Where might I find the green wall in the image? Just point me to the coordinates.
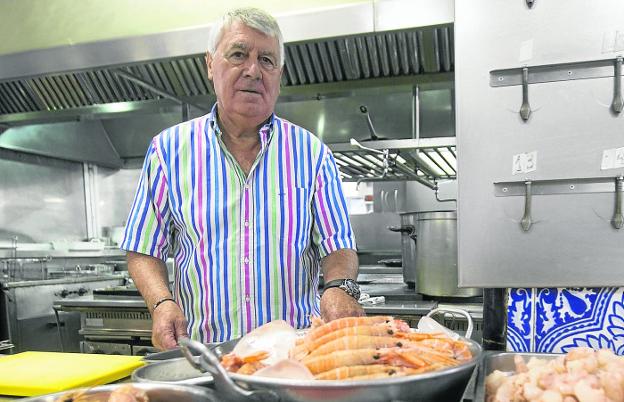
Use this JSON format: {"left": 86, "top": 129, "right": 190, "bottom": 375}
{"left": 0, "top": 0, "right": 365, "bottom": 56}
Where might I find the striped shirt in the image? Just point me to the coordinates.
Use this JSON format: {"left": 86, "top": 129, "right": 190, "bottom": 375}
{"left": 121, "top": 104, "right": 356, "bottom": 342}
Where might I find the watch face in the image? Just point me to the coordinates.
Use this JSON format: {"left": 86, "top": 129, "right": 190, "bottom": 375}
{"left": 341, "top": 279, "right": 361, "bottom": 300}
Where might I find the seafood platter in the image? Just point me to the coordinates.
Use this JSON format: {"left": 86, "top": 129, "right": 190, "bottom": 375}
{"left": 177, "top": 309, "right": 482, "bottom": 402}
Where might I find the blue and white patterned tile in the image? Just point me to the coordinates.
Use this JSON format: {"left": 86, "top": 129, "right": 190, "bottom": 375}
{"left": 534, "top": 287, "right": 624, "bottom": 354}
{"left": 506, "top": 288, "right": 534, "bottom": 352}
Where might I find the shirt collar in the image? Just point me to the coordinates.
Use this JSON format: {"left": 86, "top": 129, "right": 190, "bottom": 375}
{"left": 208, "top": 103, "right": 276, "bottom": 151}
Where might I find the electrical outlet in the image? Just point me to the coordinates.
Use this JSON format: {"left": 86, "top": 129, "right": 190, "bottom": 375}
{"left": 615, "top": 147, "right": 624, "bottom": 169}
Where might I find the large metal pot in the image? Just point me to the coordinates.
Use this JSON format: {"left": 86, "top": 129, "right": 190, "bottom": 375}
{"left": 179, "top": 333, "right": 482, "bottom": 402}
{"left": 387, "top": 212, "right": 418, "bottom": 288}
{"left": 414, "top": 211, "right": 480, "bottom": 298}
{"left": 20, "top": 383, "right": 220, "bottom": 402}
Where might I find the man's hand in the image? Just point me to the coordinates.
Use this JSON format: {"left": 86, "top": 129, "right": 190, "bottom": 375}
{"left": 151, "top": 301, "right": 189, "bottom": 350}
{"left": 320, "top": 287, "right": 365, "bottom": 322}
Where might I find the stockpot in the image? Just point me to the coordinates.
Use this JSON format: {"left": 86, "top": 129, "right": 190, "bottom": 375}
{"left": 414, "top": 211, "right": 480, "bottom": 298}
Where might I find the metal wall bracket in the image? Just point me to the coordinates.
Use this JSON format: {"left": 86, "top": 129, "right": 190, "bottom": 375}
{"left": 492, "top": 57, "right": 624, "bottom": 119}
{"left": 494, "top": 176, "right": 624, "bottom": 196}
{"left": 490, "top": 57, "right": 624, "bottom": 87}
{"left": 494, "top": 176, "right": 624, "bottom": 231}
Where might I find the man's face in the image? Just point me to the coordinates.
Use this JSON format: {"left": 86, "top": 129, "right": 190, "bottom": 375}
{"left": 206, "top": 21, "right": 282, "bottom": 125}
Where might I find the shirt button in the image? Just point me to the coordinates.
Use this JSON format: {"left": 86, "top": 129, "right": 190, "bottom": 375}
{"left": 244, "top": 220, "right": 249, "bottom": 227}
{"left": 244, "top": 184, "right": 250, "bottom": 189}
{"left": 244, "top": 257, "right": 249, "bottom": 264}
{"left": 245, "top": 295, "right": 250, "bottom": 303}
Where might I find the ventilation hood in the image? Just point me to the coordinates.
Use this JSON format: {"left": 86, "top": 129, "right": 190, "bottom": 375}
{"left": 0, "top": 0, "right": 455, "bottom": 171}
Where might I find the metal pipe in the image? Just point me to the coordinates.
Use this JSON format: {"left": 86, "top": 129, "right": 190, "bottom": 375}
{"left": 482, "top": 288, "right": 508, "bottom": 351}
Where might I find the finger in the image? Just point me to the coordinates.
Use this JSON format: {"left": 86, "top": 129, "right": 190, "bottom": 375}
{"left": 174, "top": 318, "right": 189, "bottom": 341}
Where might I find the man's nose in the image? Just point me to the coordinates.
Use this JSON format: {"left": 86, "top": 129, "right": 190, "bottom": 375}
{"left": 243, "top": 57, "right": 262, "bottom": 80}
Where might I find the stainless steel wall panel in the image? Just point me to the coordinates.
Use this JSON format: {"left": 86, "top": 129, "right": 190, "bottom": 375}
{"left": 97, "top": 167, "right": 141, "bottom": 229}
{"left": 0, "top": 148, "right": 87, "bottom": 242}
{"left": 456, "top": 0, "right": 624, "bottom": 287}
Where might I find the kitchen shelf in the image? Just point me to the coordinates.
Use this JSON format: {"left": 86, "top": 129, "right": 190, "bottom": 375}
{"left": 329, "top": 137, "right": 456, "bottom": 189}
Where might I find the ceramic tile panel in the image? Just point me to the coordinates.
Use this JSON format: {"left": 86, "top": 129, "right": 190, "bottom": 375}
{"left": 507, "top": 287, "right": 624, "bottom": 354}
{"left": 507, "top": 288, "right": 534, "bottom": 352}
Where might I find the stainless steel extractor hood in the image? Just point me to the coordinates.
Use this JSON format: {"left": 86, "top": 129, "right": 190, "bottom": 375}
{"left": 0, "top": 0, "right": 455, "bottom": 175}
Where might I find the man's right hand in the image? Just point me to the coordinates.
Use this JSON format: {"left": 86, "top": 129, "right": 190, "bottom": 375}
{"left": 151, "top": 301, "right": 189, "bottom": 350}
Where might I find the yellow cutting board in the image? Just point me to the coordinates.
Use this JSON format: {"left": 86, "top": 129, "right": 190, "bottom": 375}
{"left": 0, "top": 352, "right": 145, "bottom": 396}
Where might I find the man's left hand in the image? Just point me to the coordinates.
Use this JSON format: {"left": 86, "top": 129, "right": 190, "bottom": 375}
{"left": 320, "top": 287, "right": 365, "bottom": 322}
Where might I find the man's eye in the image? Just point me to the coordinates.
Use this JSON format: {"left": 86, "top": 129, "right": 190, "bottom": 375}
{"left": 229, "top": 52, "right": 246, "bottom": 62}
{"left": 260, "top": 56, "right": 276, "bottom": 69}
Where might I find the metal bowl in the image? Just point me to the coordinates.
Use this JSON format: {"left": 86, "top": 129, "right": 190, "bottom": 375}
{"left": 19, "top": 382, "right": 220, "bottom": 402}
{"left": 133, "top": 356, "right": 213, "bottom": 385}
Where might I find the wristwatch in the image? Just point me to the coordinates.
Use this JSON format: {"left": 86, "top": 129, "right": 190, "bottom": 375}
{"left": 323, "top": 279, "right": 361, "bottom": 301}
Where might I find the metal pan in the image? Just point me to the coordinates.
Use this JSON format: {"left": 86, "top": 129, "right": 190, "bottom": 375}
{"left": 132, "top": 356, "right": 214, "bottom": 386}
{"left": 474, "top": 352, "right": 560, "bottom": 402}
{"left": 19, "top": 383, "right": 220, "bottom": 402}
{"left": 179, "top": 312, "right": 483, "bottom": 402}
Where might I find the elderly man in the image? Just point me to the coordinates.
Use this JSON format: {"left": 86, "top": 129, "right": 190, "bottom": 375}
{"left": 121, "top": 7, "right": 363, "bottom": 350}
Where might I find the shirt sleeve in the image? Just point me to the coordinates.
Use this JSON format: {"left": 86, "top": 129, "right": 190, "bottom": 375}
{"left": 120, "top": 139, "right": 172, "bottom": 261}
{"left": 311, "top": 148, "right": 357, "bottom": 258}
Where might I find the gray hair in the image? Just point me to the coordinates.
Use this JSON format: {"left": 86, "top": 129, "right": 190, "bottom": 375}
{"left": 207, "top": 7, "right": 285, "bottom": 67}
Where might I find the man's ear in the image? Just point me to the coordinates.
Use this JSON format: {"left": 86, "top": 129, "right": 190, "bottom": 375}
{"left": 205, "top": 52, "right": 214, "bottom": 81}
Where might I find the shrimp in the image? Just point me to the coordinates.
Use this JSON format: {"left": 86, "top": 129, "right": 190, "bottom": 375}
{"left": 315, "top": 364, "right": 437, "bottom": 380}
{"left": 304, "top": 348, "right": 394, "bottom": 375}
{"left": 304, "top": 335, "right": 410, "bottom": 360}
{"left": 315, "top": 364, "right": 404, "bottom": 380}
{"left": 302, "top": 316, "right": 393, "bottom": 346}
{"left": 221, "top": 350, "right": 269, "bottom": 373}
{"left": 291, "top": 321, "right": 408, "bottom": 360}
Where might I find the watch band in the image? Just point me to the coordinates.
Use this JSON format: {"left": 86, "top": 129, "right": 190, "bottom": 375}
{"left": 323, "top": 279, "right": 349, "bottom": 290}
{"left": 323, "top": 278, "right": 361, "bottom": 300}
{"left": 152, "top": 297, "right": 176, "bottom": 312}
